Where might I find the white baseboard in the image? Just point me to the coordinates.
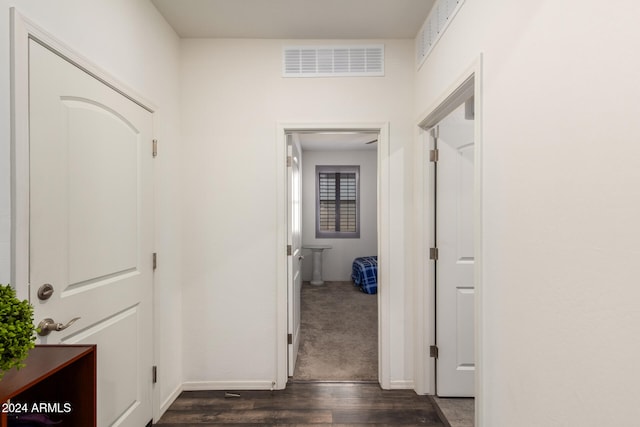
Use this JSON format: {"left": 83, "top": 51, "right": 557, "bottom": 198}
{"left": 389, "top": 380, "right": 415, "bottom": 390}
{"left": 182, "top": 380, "right": 277, "bottom": 391}
{"left": 157, "top": 383, "right": 183, "bottom": 420}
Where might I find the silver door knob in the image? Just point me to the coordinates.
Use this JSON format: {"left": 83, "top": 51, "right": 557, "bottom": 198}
{"left": 37, "top": 317, "right": 80, "bottom": 336}
{"left": 298, "top": 255, "right": 305, "bottom": 261}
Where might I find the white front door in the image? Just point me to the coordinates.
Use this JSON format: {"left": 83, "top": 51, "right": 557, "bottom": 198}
{"left": 287, "top": 135, "right": 303, "bottom": 376}
{"left": 29, "top": 39, "right": 154, "bottom": 426}
{"left": 435, "top": 100, "right": 475, "bottom": 397}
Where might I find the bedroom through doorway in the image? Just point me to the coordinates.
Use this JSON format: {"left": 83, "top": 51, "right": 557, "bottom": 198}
{"left": 289, "top": 130, "right": 380, "bottom": 382}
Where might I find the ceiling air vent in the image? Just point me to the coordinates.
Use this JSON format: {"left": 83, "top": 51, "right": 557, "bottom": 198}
{"left": 283, "top": 45, "right": 384, "bottom": 78}
{"left": 416, "top": 0, "right": 466, "bottom": 68}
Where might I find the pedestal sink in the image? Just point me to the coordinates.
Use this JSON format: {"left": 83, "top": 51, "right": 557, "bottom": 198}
{"left": 302, "top": 245, "right": 332, "bottom": 285}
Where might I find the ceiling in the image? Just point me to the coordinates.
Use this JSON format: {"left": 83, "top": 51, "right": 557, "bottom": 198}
{"left": 151, "top": 1, "right": 434, "bottom": 151}
{"left": 295, "top": 132, "right": 378, "bottom": 152}
{"left": 151, "top": 0, "right": 435, "bottom": 39}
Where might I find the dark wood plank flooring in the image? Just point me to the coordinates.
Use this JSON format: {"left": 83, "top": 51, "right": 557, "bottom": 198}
{"left": 156, "top": 382, "right": 445, "bottom": 426}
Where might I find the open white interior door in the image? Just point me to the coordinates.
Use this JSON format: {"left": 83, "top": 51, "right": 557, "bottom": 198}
{"left": 287, "top": 134, "right": 303, "bottom": 376}
{"left": 28, "top": 39, "right": 154, "bottom": 426}
{"left": 435, "top": 99, "right": 475, "bottom": 397}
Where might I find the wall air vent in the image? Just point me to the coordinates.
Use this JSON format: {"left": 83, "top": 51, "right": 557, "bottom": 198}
{"left": 416, "top": 0, "right": 466, "bottom": 68}
{"left": 283, "top": 45, "right": 384, "bottom": 78}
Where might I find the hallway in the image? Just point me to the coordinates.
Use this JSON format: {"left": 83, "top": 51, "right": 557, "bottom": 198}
{"left": 156, "top": 382, "right": 445, "bottom": 425}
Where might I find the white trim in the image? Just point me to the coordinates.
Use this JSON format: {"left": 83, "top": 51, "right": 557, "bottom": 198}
{"left": 389, "top": 380, "right": 415, "bottom": 390}
{"left": 412, "top": 125, "right": 435, "bottom": 395}
{"left": 473, "top": 56, "right": 485, "bottom": 427}
{"left": 414, "top": 55, "right": 483, "bottom": 423}
{"left": 157, "top": 383, "right": 183, "bottom": 422}
{"left": 418, "top": 75, "right": 475, "bottom": 130}
{"left": 276, "top": 122, "right": 390, "bottom": 390}
{"left": 9, "top": 8, "right": 30, "bottom": 301}
{"left": 183, "top": 380, "right": 277, "bottom": 391}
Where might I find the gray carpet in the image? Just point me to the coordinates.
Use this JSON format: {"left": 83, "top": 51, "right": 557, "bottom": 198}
{"left": 293, "top": 281, "right": 378, "bottom": 381}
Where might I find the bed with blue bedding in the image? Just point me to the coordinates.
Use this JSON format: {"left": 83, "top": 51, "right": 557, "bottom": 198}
{"left": 351, "top": 256, "right": 378, "bottom": 294}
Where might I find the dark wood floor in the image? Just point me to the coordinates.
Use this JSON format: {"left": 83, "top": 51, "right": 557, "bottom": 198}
{"left": 155, "top": 382, "right": 445, "bottom": 426}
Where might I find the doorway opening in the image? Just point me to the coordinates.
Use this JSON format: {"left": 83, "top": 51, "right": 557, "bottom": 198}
{"left": 275, "top": 122, "right": 390, "bottom": 389}
{"left": 430, "top": 97, "right": 475, "bottom": 397}
{"left": 416, "top": 63, "right": 482, "bottom": 424}
{"left": 291, "top": 131, "right": 379, "bottom": 382}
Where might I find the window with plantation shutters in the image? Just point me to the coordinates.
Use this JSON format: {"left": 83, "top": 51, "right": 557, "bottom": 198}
{"left": 316, "top": 165, "right": 360, "bottom": 238}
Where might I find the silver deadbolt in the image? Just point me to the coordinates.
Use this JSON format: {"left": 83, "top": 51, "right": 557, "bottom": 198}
{"left": 37, "top": 317, "right": 80, "bottom": 336}
{"left": 37, "top": 283, "right": 54, "bottom": 300}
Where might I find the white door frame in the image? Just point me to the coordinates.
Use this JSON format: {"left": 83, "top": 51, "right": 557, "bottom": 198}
{"left": 276, "top": 122, "right": 390, "bottom": 388}
{"left": 10, "top": 8, "right": 161, "bottom": 422}
{"left": 414, "top": 56, "right": 484, "bottom": 423}
{"left": 286, "top": 133, "right": 302, "bottom": 377}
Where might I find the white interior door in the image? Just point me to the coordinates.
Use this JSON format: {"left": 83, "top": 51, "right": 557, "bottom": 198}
{"left": 29, "top": 39, "right": 154, "bottom": 426}
{"left": 435, "top": 100, "right": 475, "bottom": 397}
{"left": 287, "top": 135, "right": 303, "bottom": 376}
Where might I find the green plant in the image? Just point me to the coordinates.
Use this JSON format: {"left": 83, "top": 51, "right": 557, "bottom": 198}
{"left": 0, "top": 284, "right": 37, "bottom": 380}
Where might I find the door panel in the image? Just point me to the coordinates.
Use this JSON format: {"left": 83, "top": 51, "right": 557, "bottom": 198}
{"left": 455, "top": 288, "right": 474, "bottom": 369}
{"left": 29, "top": 39, "right": 153, "bottom": 426}
{"left": 62, "top": 306, "right": 140, "bottom": 423}
{"left": 287, "top": 136, "right": 303, "bottom": 376}
{"left": 436, "top": 101, "right": 475, "bottom": 397}
{"left": 66, "top": 99, "right": 139, "bottom": 285}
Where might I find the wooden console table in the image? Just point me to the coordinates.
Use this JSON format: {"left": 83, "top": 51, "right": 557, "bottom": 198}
{"left": 0, "top": 345, "right": 96, "bottom": 427}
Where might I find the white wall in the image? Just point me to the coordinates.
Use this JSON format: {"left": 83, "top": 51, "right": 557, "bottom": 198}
{"left": 415, "top": 0, "right": 640, "bottom": 425}
{"left": 180, "top": 38, "right": 416, "bottom": 387}
{"left": 301, "top": 149, "right": 377, "bottom": 282}
{"left": 0, "top": 0, "right": 183, "bottom": 419}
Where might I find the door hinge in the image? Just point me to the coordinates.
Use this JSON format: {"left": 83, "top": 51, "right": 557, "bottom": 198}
{"left": 152, "top": 253, "right": 157, "bottom": 270}
{"left": 152, "top": 365, "right": 158, "bottom": 383}
{"left": 287, "top": 156, "right": 292, "bottom": 167}
{"left": 430, "top": 345, "right": 439, "bottom": 359}
{"left": 429, "top": 247, "right": 439, "bottom": 261}
{"left": 152, "top": 139, "right": 158, "bottom": 158}
{"left": 287, "top": 333, "right": 293, "bottom": 345}
{"left": 287, "top": 245, "right": 292, "bottom": 256}
{"left": 431, "top": 126, "right": 439, "bottom": 139}
{"left": 465, "top": 97, "right": 475, "bottom": 120}
{"left": 429, "top": 149, "right": 439, "bottom": 163}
